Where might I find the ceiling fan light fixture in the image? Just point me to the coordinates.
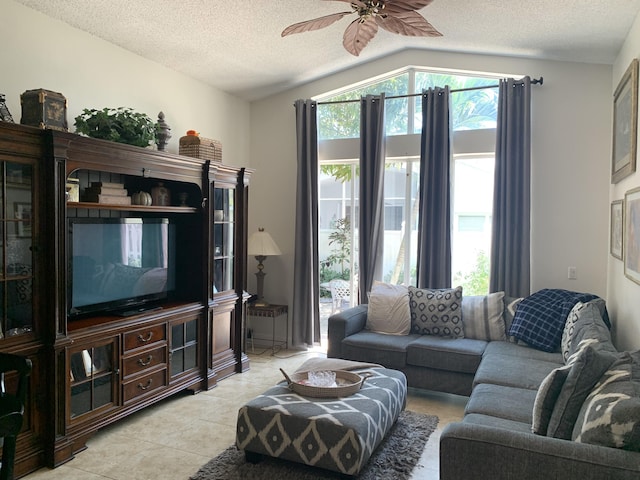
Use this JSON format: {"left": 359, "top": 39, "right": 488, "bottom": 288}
{"left": 281, "top": 0, "right": 442, "bottom": 56}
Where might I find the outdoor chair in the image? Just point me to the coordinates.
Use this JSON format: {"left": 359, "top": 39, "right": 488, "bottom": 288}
{"left": 330, "top": 279, "right": 351, "bottom": 314}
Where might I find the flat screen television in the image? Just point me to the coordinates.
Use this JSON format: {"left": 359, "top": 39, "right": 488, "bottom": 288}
{"left": 68, "top": 217, "right": 176, "bottom": 318}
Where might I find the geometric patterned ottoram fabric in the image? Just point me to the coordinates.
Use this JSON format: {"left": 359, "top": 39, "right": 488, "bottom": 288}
{"left": 236, "top": 368, "right": 407, "bottom": 475}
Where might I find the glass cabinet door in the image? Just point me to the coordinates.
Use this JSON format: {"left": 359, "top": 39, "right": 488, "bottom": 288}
{"left": 69, "top": 340, "right": 118, "bottom": 419}
{"left": 170, "top": 317, "right": 198, "bottom": 376}
{"left": 1, "top": 161, "right": 34, "bottom": 339}
{"left": 213, "top": 187, "right": 235, "bottom": 294}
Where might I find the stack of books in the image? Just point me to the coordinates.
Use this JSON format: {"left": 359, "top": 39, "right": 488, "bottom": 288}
{"left": 83, "top": 182, "right": 131, "bottom": 205}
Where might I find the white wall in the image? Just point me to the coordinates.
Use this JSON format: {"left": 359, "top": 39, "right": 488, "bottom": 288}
{"left": 608, "top": 10, "right": 640, "bottom": 351}
{"left": 250, "top": 50, "right": 613, "bottom": 345}
{"left": 2, "top": 0, "right": 250, "bottom": 167}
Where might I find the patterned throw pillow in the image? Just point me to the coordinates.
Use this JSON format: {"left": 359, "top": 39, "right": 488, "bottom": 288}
{"left": 572, "top": 350, "right": 640, "bottom": 450}
{"left": 531, "top": 364, "right": 571, "bottom": 435}
{"left": 546, "top": 344, "right": 618, "bottom": 439}
{"left": 408, "top": 286, "right": 463, "bottom": 338}
{"left": 561, "top": 300, "right": 611, "bottom": 363}
{"left": 462, "top": 292, "right": 506, "bottom": 341}
{"left": 366, "top": 282, "right": 411, "bottom": 335}
{"left": 508, "top": 289, "right": 601, "bottom": 353}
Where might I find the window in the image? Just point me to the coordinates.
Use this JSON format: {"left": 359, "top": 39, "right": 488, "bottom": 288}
{"left": 317, "top": 67, "right": 502, "bottom": 296}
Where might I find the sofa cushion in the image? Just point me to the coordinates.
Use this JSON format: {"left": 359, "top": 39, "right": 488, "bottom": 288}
{"left": 474, "top": 353, "right": 562, "bottom": 390}
{"left": 508, "top": 289, "right": 602, "bottom": 353}
{"left": 463, "top": 413, "right": 533, "bottom": 435}
{"left": 546, "top": 344, "right": 618, "bottom": 439}
{"left": 408, "top": 286, "right": 463, "bottom": 338}
{"left": 561, "top": 299, "right": 612, "bottom": 363}
{"left": 406, "top": 336, "right": 487, "bottom": 374}
{"left": 366, "top": 281, "right": 411, "bottom": 335}
{"left": 572, "top": 350, "right": 640, "bottom": 450}
{"left": 532, "top": 364, "right": 572, "bottom": 435}
{"left": 341, "top": 331, "right": 420, "bottom": 369}
{"left": 461, "top": 291, "right": 506, "bottom": 341}
{"left": 483, "top": 341, "right": 564, "bottom": 364}
{"left": 465, "top": 383, "right": 537, "bottom": 424}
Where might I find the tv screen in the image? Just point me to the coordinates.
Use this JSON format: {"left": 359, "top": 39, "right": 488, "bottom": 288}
{"left": 68, "top": 217, "right": 176, "bottom": 317}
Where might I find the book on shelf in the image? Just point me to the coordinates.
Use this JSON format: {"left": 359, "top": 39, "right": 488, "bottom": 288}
{"left": 84, "top": 186, "right": 129, "bottom": 196}
{"left": 84, "top": 193, "right": 132, "bottom": 205}
{"left": 91, "top": 181, "right": 125, "bottom": 189}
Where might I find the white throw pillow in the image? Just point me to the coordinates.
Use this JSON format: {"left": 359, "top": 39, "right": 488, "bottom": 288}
{"left": 462, "top": 291, "right": 506, "bottom": 341}
{"left": 366, "top": 281, "right": 411, "bottom": 335}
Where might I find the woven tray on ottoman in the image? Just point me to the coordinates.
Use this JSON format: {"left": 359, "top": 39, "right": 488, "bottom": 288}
{"left": 236, "top": 366, "right": 407, "bottom": 476}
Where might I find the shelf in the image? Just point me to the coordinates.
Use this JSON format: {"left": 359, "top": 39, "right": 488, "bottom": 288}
{"left": 67, "top": 202, "right": 198, "bottom": 213}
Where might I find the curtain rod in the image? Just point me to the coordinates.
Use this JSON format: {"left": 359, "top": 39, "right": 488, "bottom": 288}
{"left": 316, "top": 76, "right": 543, "bottom": 106}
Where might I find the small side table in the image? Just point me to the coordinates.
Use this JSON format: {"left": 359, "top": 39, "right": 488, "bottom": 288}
{"left": 246, "top": 304, "right": 288, "bottom": 355}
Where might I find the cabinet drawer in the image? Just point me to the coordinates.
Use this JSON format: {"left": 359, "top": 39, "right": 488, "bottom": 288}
{"left": 123, "top": 324, "right": 166, "bottom": 351}
{"left": 122, "top": 345, "right": 167, "bottom": 378}
{"left": 123, "top": 368, "right": 167, "bottom": 403}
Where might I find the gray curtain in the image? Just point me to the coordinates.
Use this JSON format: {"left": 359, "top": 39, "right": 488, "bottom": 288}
{"left": 490, "top": 77, "right": 531, "bottom": 297}
{"left": 416, "top": 87, "right": 452, "bottom": 289}
{"left": 292, "top": 99, "right": 320, "bottom": 347}
{"left": 358, "top": 94, "right": 386, "bottom": 302}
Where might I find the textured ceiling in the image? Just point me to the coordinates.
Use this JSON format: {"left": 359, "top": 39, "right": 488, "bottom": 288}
{"left": 14, "top": 0, "right": 640, "bottom": 101}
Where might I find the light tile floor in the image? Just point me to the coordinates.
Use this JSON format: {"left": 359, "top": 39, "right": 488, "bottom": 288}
{"left": 23, "top": 350, "right": 467, "bottom": 480}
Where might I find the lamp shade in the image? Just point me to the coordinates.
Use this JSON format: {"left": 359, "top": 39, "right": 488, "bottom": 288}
{"left": 248, "top": 228, "right": 281, "bottom": 256}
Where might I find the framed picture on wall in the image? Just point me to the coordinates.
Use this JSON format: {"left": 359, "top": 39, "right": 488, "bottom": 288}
{"left": 612, "top": 58, "right": 638, "bottom": 184}
{"left": 624, "top": 187, "right": 640, "bottom": 285}
{"left": 611, "top": 199, "right": 623, "bottom": 260}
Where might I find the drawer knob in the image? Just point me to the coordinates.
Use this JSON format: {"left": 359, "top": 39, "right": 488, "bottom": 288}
{"left": 137, "top": 332, "right": 154, "bottom": 343}
{"left": 137, "top": 355, "right": 153, "bottom": 367}
{"left": 138, "top": 379, "right": 153, "bottom": 391}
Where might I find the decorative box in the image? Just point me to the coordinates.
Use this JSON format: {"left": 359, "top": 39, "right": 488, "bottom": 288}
{"left": 20, "top": 88, "right": 68, "bottom": 131}
{"left": 65, "top": 178, "right": 80, "bottom": 202}
{"left": 179, "top": 130, "right": 222, "bottom": 163}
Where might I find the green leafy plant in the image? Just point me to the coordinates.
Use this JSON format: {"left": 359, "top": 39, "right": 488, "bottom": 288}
{"left": 74, "top": 107, "right": 156, "bottom": 147}
{"left": 454, "top": 250, "right": 490, "bottom": 296}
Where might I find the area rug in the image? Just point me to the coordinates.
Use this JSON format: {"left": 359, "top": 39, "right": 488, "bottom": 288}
{"left": 190, "top": 410, "right": 438, "bottom": 480}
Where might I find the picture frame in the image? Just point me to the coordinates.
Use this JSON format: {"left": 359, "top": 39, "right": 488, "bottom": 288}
{"left": 624, "top": 187, "right": 640, "bottom": 285}
{"left": 612, "top": 58, "right": 638, "bottom": 184}
{"left": 14, "top": 202, "right": 32, "bottom": 237}
{"left": 611, "top": 199, "right": 623, "bottom": 260}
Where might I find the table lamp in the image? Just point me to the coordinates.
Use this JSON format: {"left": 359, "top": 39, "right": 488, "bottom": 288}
{"left": 248, "top": 228, "right": 281, "bottom": 307}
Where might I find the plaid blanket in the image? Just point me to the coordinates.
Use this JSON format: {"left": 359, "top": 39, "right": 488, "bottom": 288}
{"left": 508, "top": 289, "right": 605, "bottom": 352}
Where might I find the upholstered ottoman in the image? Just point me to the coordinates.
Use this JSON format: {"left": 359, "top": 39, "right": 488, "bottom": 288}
{"left": 235, "top": 366, "right": 407, "bottom": 476}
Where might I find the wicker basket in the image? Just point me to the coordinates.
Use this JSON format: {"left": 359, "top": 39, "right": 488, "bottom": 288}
{"left": 280, "top": 368, "right": 370, "bottom": 398}
{"left": 179, "top": 131, "right": 222, "bottom": 163}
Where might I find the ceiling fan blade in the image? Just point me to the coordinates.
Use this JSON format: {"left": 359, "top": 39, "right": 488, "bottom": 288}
{"left": 385, "top": 0, "right": 434, "bottom": 14}
{"left": 282, "top": 11, "right": 353, "bottom": 37}
{"left": 323, "top": 0, "right": 366, "bottom": 7}
{"left": 377, "top": 11, "right": 442, "bottom": 37}
{"left": 343, "top": 17, "right": 379, "bottom": 56}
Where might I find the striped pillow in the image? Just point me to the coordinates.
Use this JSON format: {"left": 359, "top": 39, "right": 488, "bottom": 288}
{"left": 462, "top": 292, "right": 506, "bottom": 341}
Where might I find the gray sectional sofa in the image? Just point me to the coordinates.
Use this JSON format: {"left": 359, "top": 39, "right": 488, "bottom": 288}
{"left": 327, "top": 290, "right": 640, "bottom": 480}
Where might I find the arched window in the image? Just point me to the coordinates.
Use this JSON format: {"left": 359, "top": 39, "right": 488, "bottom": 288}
{"left": 317, "top": 67, "right": 503, "bottom": 305}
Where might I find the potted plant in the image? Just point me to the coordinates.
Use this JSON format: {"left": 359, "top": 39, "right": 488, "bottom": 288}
{"left": 74, "top": 107, "right": 156, "bottom": 148}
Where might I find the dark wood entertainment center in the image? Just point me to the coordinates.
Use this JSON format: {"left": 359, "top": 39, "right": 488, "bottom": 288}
{"left": 0, "top": 122, "right": 252, "bottom": 477}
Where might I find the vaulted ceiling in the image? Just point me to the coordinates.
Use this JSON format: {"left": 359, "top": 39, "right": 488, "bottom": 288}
{"left": 14, "top": 0, "right": 640, "bottom": 100}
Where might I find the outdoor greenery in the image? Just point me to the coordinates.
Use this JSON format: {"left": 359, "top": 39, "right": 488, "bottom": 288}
{"left": 453, "top": 250, "right": 490, "bottom": 296}
{"left": 321, "top": 217, "right": 351, "bottom": 278}
{"left": 317, "top": 71, "right": 499, "bottom": 141}
{"left": 320, "top": 217, "right": 353, "bottom": 296}
{"left": 74, "top": 107, "right": 157, "bottom": 148}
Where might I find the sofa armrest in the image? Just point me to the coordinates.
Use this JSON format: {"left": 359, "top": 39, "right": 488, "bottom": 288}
{"left": 440, "top": 422, "right": 640, "bottom": 480}
{"left": 327, "top": 305, "right": 368, "bottom": 358}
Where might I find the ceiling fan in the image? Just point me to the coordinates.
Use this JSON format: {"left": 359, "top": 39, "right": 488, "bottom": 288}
{"left": 281, "top": 0, "right": 442, "bottom": 57}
